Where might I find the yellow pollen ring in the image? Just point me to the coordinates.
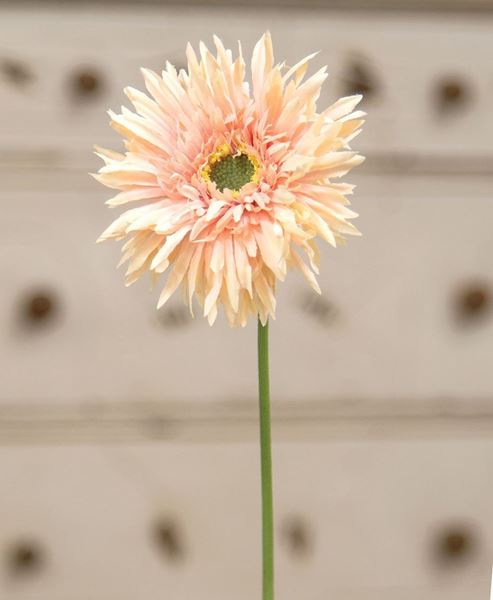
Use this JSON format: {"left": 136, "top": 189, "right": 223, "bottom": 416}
{"left": 200, "top": 143, "right": 231, "bottom": 183}
{"left": 200, "top": 143, "right": 260, "bottom": 196}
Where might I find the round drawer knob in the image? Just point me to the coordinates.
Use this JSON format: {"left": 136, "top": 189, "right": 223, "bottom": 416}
{"left": 6, "top": 540, "right": 45, "bottom": 576}
{"left": 29, "top": 294, "right": 53, "bottom": 320}
{"left": 434, "top": 525, "right": 477, "bottom": 564}
{"left": 342, "top": 59, "right": 378, "bottom": 101}
{"left": 436, "top": 77, "right": 470, "bottom": 112}
{"left": 281, "top": 516, "right": 313, "bottom": 558}
{"left": 455, "top": 283, "right": 490, "bottom": 322}
{"left": 25, "top": 291, "right": 56, "bottom": 323}
{"left": 0, "top": 58, "right": 33, "bottom": 87}
{"left": 71, "top": 68, "right": 103, "bottom": 98}
{"left": 152, "top": 518, "right": 185, "bottom": 562}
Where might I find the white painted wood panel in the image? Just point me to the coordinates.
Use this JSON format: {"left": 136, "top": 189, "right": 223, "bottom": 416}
{"left": 1, "top": 5, "right": 492, "bottom": 600}
{"left": 1, "top": 171, "right": 492, "bottom": 408}
{"left": 0, "top": 440, "right": 492, "bottom": 600}
{"left": 0, "top": 7, "right": 492, "bottom": 163}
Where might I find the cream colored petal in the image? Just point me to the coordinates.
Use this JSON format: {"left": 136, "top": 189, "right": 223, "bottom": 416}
{"left": 150, "top": 226, "right": 191, "bottom": 272}
{"left": 253, "top": 269, "right": 276, "bottom": 316}
{"left": 290, "top": 251, "right": 321, "bottom": 295}
{"left": 125, "top": 234, "right": 162, "bottom": 277}
{"left": 224, "top": 236, "right": 240, "bottom": 312}
{"left": 206, "top": 200, "right": 228, "bottom": 221}
{"left": 105, "top": 187, "right": 164, "bottom": 207}
{"left": 251, "top": 31, "right": 274, "bottom": 102}
{"left": 187, "top": 243, "right": 204, "bottom": 314}
{"left": 233, "top": 237, "right": 253, "bottom": 297}
{"left": 157, "top": 242, "right": 194, "bottom": 308}
{"left": 210, "top": 238, "right": 225, "bottom": 273}
{"left": 254, "top": 220, "right": 286, "bottom": 280}
{"left": 204, "top": 272, "right": 223, "bottom": 318}
{"left": 94, "top": 146, "right": 125, "bottom": 164}
{"left": 325, "top": 94, "right": 363, "bottom": 120}
{"left": 108, "top": 109, "right": 170, "bottom": 154}
{"left": 282, "top": 52, "right": 318, "bottom": 85}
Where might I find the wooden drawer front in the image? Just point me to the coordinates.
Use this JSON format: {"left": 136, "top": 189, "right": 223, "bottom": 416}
{"left": 1, "top": 172, "right": 492, "bottom": 408}
{"left": 0, "top": 439, "right": 491, "bottom": 600}
{"left": 0, "top": 7, "right": 492, "bottom": 163}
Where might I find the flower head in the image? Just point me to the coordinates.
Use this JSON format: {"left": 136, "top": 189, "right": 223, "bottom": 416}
{"left": 95, "top": 33, "right": 365, "bottom": 327}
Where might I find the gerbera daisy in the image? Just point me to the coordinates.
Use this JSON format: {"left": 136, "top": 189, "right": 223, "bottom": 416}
{"left": 95, "top": 32, "right": 365, "bottom": 327}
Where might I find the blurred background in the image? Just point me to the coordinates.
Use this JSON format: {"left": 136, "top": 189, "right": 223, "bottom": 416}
{"left": 1, "top": 0, "right": 493, "bottom": 599}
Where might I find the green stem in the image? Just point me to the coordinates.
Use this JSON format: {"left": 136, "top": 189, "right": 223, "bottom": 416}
{"left": 257, "top": 319, "right": 274, "bottom": 600}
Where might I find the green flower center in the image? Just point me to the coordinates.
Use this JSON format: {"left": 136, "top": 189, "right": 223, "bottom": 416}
{"left": 209, "top": 153, "right": 257, "bottom": 193}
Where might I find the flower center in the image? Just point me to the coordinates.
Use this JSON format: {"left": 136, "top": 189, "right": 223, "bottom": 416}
{"left": 201, "top": 144, "right": 259, "bottom": 193}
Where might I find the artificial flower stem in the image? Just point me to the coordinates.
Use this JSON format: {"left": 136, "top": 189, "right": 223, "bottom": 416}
{"left": 257, "top": 318, "right": 274, "bottom": 600}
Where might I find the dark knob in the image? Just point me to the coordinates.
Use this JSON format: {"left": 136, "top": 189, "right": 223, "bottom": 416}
{"left": 153, "top": 519, "right": 185, "bottom": 562}
{"left": 0, "top": 58, "right": 33, "bottom": 87}
{"left": 72, "top": 68, "right": 103, "bottom": 98}
{"left": 456, "top": 283, "right": 490, "bottom": 322}
{"left": 29, "top": 294, "right": 53, "bottom": 320}
{"left": 281, "top": 516, "right": 313, "bottom": 558}
{"left": 444, "top": 531, "right": 467, "bottom": 555}
{"left": 436, "top": 77, "right": 470, "bottom": 112}
{"left": 342, "top": 59, "right": 378, "bottom": 100}
{"left": 434, "top": 525, "right": 477, "bottom": 565}
{"left": 22, "top": 290, "right": 57, "bottom": 325}
{"left": 7, "top": 540, "right": 44, "bottom": 575}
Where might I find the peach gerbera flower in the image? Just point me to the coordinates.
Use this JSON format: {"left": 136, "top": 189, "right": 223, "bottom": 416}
{"left": 95, "top": 33, "right": 365, "bottom": 327}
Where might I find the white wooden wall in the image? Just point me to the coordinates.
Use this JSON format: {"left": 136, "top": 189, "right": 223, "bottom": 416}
{"left": 1, "top": 5, "right": 493, "bottom": 600}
